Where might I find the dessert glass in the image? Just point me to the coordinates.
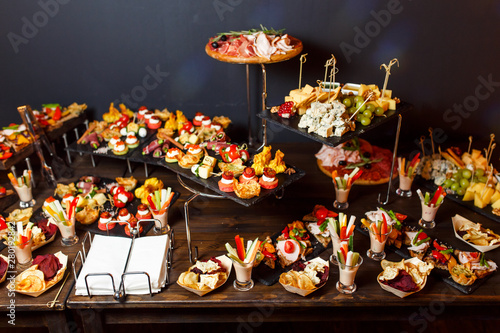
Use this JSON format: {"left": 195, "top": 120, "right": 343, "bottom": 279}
{"left": 418, "top": 201, "right": 440, "bottom": 229}
{"left": 232, "top": 259, "right": 255, "bottom": 291}
{"left": 13, "top": 184, "right": 36, "bottom": 209}
{"left": 333, "top": 181, "right": 350, "bottom": 210}
{"left": 15, "top": 235, "right": 33, "bottom": 269}
{"left": 57, "top": 219, "right": 79, "bottom": 246}
{"left": 396, "top": 174, "right": 413, "bottom": 198}
{"left": 151, "top": 209, "right": 169, "bottom": 234}
{"left": 336, "top": 255, "right": 363, "bottom": 294}
{"left": 367, "top": 225, "right": 392, "bottom": 261}
{"left": 329, "top": 234, "right": 350, "bottom": 265}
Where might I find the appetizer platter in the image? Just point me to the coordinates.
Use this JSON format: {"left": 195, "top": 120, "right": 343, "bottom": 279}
{"left": 205, "top": 26, "right": 303, "bottom": 64}
{"left": 357, "top": 208, "right": 498, "bottom": 294}
{"left": 252, "top": 206, "right": 334, "bottom": 286}
{"left": 415, "top": 133, "right": 500, "bottom": 223}
{"left": 258, "top": 100, "right": 411, "bottom": 148}
{"left": 0, "top": 103, "right": 87, "bottom": 170}
{"left": 31, "top": 175, "right": 179, "bottom": 238}
{"left": 177, "top": 255, "right": 232, "bottom": 296}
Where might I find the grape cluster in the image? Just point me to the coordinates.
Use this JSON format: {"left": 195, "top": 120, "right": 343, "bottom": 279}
{"left": 341, "top": 96, "right": 385, "bottom": 126}
{"left": 442, "top": 168, "right": 487, "bottom": 196}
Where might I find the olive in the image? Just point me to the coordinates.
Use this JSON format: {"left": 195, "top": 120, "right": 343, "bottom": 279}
{"left": 338, "top": 160, "right": 346, "bottom": 166}
{"left": 211, "top": 42, "right": 219, "bottom": 48}
{"left": 364, "top": 163, "right": 372, "bottom": 169}
{"left": 363, "top": 152, "right": 371, "bottom": 158}
{"left": 220, "top": 35, "right": 227, "bottom": 41}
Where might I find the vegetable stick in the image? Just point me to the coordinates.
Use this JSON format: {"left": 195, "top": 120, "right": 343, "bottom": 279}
{"left": 346, "top": 216, "right": 356, "bottom": 237}
{"left": 328, "top": 220, "right": 339, "bottom": 239}
{"left": 8, "top": 173, "right": 18, "bottom": 187}
{"left": 345, "top": 251, "right": 353, "bottom": 268}
{"left": 371, "top": 223, "right": 381, "bottom": 243}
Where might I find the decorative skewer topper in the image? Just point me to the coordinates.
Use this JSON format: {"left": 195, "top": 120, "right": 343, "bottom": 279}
{"left": 380, "top": 58, "right": 399, "bottom": 100}
{"left": 298, "top": 53, "right": 308, "bottom": 90}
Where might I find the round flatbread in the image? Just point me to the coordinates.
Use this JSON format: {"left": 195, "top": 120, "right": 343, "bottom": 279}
{"left": 316, "top": 141, "right": 397, "bottom": 185}
{"left": 205, "top": 35, "right": 303, "bottom": 64}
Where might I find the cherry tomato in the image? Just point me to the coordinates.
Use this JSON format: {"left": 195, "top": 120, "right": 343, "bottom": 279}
{"left": 284, "top": 240, "right": 295, "bottom": 254}
{"left": 113, "top": 193, "right": 127, "bottom": 208}
{"left": 395, "top": 213, "right": 407, "bottom": 221}
{"left": 433, "top": 240, "right": 447, "bottom": 251}
{"left": 222, "top": 171, "right": 234, "bottom": 180}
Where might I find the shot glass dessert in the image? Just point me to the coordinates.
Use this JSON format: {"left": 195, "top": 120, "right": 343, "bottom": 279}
{"left": 367, "top": 222, "right": 392, "bottom": 261}
{"left": 336, "top": 251, "right": 362, "bottom": 294}
{"left": 417, "top": 187, "right": 445, "bottom": 229}
{"left": 396, "top": 154, "right": 420, "bottom": 198}
{"left": 332, "top": 167, "right": 362, "bottom": 210}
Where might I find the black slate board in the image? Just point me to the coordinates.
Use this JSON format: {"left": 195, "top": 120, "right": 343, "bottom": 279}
{"left": 253, "top": 225, "right": 327, "bottom": 286}
{"left": 31, "top": 176, "right": 179, "bottom": 239}
{"left": 355, "top": 225, "right": 494, "bottom": 294}
{"left": 65, "top": 127, "right": 157, "bottom": 161}
{"left": 128, "top": 137, "right": 307, "bottom": 207}
{"left": 257, "top": 102, "right": 412, "bottom": 148}
{"left": 416, "top": 176, "right": 500, "bottom": 224}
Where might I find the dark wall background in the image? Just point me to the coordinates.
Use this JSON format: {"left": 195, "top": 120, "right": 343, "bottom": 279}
{"left": 1, "top": 0, "right": 499, "bottom": 154}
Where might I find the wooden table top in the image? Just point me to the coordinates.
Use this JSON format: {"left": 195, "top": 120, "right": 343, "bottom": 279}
{"left": 2, "top": 142, "right": 500, "bottom": 319}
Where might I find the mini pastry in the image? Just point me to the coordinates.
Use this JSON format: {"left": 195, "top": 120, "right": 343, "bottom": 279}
{"left": 239, "top": 167, "right": 258, "bottom": 183}
{"left": 137, "top": 106, "right": 149, "bottom": 120}
{"left": 135, "top": 203, "right": 153, "bottom": 220}
{"left": 112, "top": 140, "right": 129, "bottom": 155}
{"left": 165, "top": 148, "right": 184, "bottom": 163}
{"left": 98, "top": 211, "right": 116, "bottom": 231}
{"left": 125, "top": 217, "right": 142, "bottom": 237}
{"left": 192, "top": 112, "right": 205, "bottom": 127}
{"left": 218, "top": 171, "right": 235, "bottom": 192}
{"left": 259, "top": 167, "right": 279, "bottom": 189}
{"left": 185, "top": 144, "right": 204, "bottom": 159}
{"left": 118, "top": 208, "right": 132, "bottom": 226}
{"left": 125, "top": 133, "right": 139, "bottom": 149}
{"left": 108, "top": 135, "right": 121, "bottom": 149}
{"left": 147, "top": 116, "right": 162, "bottom": 130}
{"left": 201, "top": 116, "right": 212, "bottom": 128}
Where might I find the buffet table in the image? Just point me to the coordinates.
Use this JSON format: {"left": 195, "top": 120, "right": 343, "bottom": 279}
{"left": 1, "top": 142, "right": 500, "bottom": 332}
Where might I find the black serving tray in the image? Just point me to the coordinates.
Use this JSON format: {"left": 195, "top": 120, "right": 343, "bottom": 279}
{"left": 356, "top": 225, "right": 495, "bottom": 294}
{"left": 31, "top": 176, "right": 179, "bottom": 239}
{"left": 257, "top": 101, "right": 413, "bottom": 147}
{"left": 65, "top": 127, "right": 157, "bottom": 161}
{"left": 253, "top": 224, "right": 328, "bottom": 286}
{"left": 416, "top": 176, "right": 500, "bottom": 224}
{"left": 128, "top": 137, "right": 306, "bottom": 207}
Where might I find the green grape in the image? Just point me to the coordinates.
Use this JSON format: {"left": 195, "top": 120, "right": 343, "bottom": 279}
{"left": 461, "top": 169, "right": 472, "bottom": 179}
{"left": 342, "top": 98, "right": 352, "bottom": 108}
{"left": 355, "top": 101, "right": 366, "bottom": 112}
{"left": 453, "top": 170, "right": 462, "bottom": 179}
{"left": 478, "top": 176, "right": 488, "bottom": 183}
{"left": 356, "top": 115, "right": 365, "bottom": 123}
{"left": 360, "top": 117, "right": 371, "bottom": 126}
{"left": 348, "top": 107, "right": 357, "bottom": 115}
{"left": 363, "top": 110, "right": 373, "bottom": 119}
{"left": 450, "top": 182, "right": 460, "bottom": 192}
{"left": 354, "top": 96, "right": 364, "bottom": 104}
{"left": 459, "top": 178, "right": 470, "bottom": 188}
{"left": 443, "top": 179, "right": 454, "bottom": 188}
{"left": 456, "top": 187, "right": 466, "bottom": 196}
{"left": 366, "top": 103, "right": 376, "bottom": 112}
{"left": 374, "top": 107, "right": 385, "bottom": 116}
{"left": 475, "top": 169, "right": 485, "bottom": 177}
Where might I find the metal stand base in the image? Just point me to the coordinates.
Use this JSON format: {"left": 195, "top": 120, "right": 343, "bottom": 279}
{"left": 177, "top": 174, "right": 225, "bottom": 264}
{"left": 378, "top": 113, "right": 403, "bottom": 205}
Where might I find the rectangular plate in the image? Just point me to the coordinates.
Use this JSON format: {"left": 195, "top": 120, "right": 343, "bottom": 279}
{"left": 131, "top": 145, "right": 305, "bottom": 207}
{"left": 30, "top": 176, "right": 179, "bottom": 238}
{"left": 257, "top": 101, "right": 412, "bottom": 147}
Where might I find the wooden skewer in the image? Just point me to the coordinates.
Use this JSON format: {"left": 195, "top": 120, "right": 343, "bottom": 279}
{"left": 419, "top": 136, "right": 426, "bottom": 157}
{"left": 486, "top": 134, "right": 495, "bottom": 163}
{"left": 164, "top": 135, "right": 185, "bottom": 150}
{"left": 380, "top": 58, "right": 399, "bottom": 99}
{"left": 487, "top": 143, "right": 496, "bottom": 167}
{"left": 298, "top": 53, "right": 308, "bottom": 90}
{"left": 428, "top": 128, "right": 435, "bottom": 155}
{"left": 468, "top": 136, "right": 473, "bottom": 155}
{"left": 77, "top": 121, "right": 97, "bottom": 144}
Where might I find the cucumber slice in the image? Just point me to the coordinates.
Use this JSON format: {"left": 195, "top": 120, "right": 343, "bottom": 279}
{"left": 351, "top": 252, "right": 360, "bottom": 266}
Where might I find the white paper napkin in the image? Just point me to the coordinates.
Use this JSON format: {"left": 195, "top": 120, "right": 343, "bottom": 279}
{"left": 75, "top": 234, "right": 169, "bottom": 296}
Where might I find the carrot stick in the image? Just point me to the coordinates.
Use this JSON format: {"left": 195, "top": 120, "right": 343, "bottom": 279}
{"left": 8, "top": 173, "right": 18, "bottom": 187}
{"left": 371, "top": 223, "right": 381, "bottom": 243}
{"left": 161, "top": 192, "right": 175, "bottom": 210}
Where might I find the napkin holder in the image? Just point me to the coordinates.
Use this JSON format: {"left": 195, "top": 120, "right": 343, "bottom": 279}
{"left": 72, "top": 223, "right": 174, "bottom": 302}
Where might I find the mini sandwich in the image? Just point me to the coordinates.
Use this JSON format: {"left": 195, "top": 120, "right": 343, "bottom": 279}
{"left": 453, "top": 250, "right": 497, "bottom": 279}
{"left": 423, "top": 239, "right": 454, "bottom": 271}
{"left": 404, "top": 229, "right": 431, "bottom": 260}
{"left": 275, "top": 221, "right": 312, "bottom": 268}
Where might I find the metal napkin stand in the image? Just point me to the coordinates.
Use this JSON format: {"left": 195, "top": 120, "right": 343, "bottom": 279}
{"left": 72, "top": 219, "right": 174, "bottom": 302}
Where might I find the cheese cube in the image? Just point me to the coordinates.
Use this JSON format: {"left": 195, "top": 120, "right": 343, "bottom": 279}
{"left": 198, "top": 165, "right": 213, "bottom": 179}
{"left": 201, "top": 156, "right": 217, "bottom": 168}
{"left": 302, "top": 84, "right": 314, "bottom": 95}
